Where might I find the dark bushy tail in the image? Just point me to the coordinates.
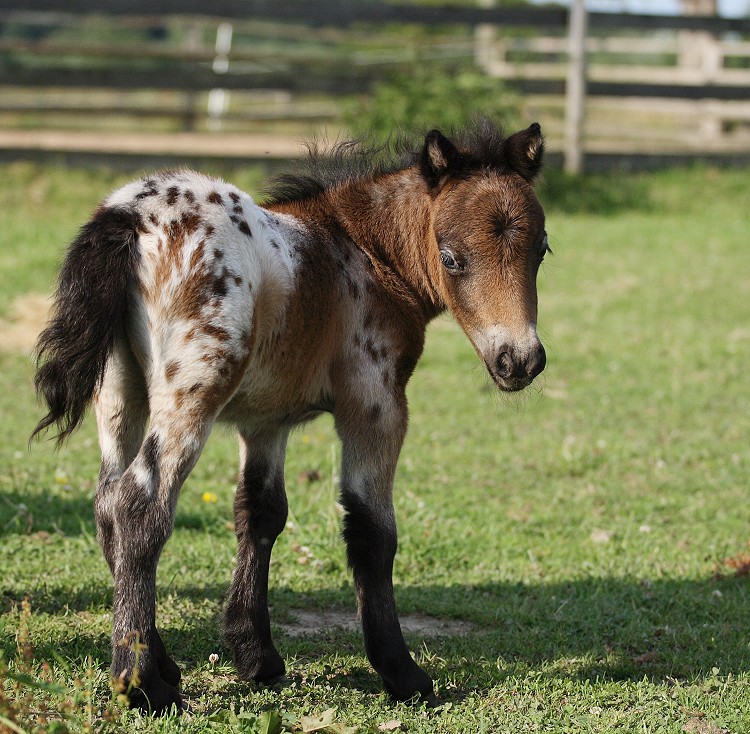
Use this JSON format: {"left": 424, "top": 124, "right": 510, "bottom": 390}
{"left": 32, "top": 206, "right": 142, "bottom": 445}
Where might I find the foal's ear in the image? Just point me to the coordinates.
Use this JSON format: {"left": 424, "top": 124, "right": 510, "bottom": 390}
{"left": 502, "top": 122, "right": 545, "bottom": 182}
{"left": 419, "top": 129, "right": 463, "bottom": 191}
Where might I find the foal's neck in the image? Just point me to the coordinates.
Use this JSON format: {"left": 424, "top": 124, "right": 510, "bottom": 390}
{"left": 266, "top": 168, "right": 444, "bottom": 320}
{"left": 332, "top": 167, "right": 444, "bottom": 318}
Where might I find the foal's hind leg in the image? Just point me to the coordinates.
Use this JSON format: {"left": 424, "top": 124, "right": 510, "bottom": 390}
{"left": 225, "top": 429, "right": 289, "bottom": 682}
{"left": 93, "top": 346, "right": 181, "bottom": 689}
{"left": 107, "top": 406, "right": 218, "bottom": 714}
{"left": 94, "top": 344, "right": 147, "bottom": 575}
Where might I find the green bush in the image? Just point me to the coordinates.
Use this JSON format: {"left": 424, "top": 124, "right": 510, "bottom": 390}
{"left": 343, "top": 65, "right": 520, "bottom": 141}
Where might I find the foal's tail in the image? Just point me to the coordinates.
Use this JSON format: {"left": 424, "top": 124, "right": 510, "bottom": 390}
{"left": 31, "top": 206, "right": 141, "bottom": 445}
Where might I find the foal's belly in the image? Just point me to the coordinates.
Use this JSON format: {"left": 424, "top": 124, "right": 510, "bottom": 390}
{"left": 217, "top": 391, "right": 329, "bottom": 432}
{"left": 216, "top": 352, "right": 335, "bottom": 432}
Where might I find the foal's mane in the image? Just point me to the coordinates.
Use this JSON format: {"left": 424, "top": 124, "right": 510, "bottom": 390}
{"left": 263, "top": 118, "right": 511, "bottom": 205}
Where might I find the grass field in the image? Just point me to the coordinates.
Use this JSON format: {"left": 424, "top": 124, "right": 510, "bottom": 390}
{"left": 1, "top": 161, "right": 749, "bottom": 733}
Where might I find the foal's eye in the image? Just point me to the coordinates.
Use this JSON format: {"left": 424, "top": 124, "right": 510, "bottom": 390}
{"left": 440, "top": 250, "right": 463, "bottom": 273}
{"left": 540, "top": 233, "right": 552, "bottom": 260}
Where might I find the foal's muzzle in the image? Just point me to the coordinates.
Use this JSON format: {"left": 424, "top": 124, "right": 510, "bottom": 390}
{"left": 491, "top": 341, "right": 546, "bottom": 392}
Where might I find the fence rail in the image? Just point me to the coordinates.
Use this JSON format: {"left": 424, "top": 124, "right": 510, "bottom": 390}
{"left": 2, "top": 0, "right": 750, "bottom": 33}
{"left": 1, "top": 1, "right": 749, "bottom": 171}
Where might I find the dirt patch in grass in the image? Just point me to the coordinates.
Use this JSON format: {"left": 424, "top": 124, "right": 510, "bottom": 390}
{"left": 279, "top": 609, "right": 475, "bottom": 638}
{"left": 0, "top": 293, "right": 50, "bottom": 354}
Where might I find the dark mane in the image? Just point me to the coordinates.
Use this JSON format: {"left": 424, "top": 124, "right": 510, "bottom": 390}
{"left": 262, "top": 135, "right": 417, "bottom": 205}
{"left": 263, "top": 117, "right": 512, "bottom": 205}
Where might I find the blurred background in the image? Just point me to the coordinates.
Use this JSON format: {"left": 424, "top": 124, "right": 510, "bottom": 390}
{"left": 0, "top": 0, "right": 748, "bottom": 173}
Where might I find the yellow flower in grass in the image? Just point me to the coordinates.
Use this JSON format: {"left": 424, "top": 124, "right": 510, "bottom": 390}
{"left": 201, "top": 491, "right": 218, "bottom": 504}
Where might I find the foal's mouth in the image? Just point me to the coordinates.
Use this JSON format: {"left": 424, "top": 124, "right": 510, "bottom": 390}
{"left": 489, "top": 369, "right": 535, "bottom": 393}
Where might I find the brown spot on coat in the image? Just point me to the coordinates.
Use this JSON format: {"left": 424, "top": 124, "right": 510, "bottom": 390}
{"left": 213, "top": 268, "right": 229, "bottom": 299}
{"left": 165, "top": 240, "right": 243, "bottom": 322}
{"left": 228, "top": 191, "right": 241, "bottom": 203}
{"left": 202, "top": 322, "right": 231, "bottom": 342}
{"left": 181, "top": 211, "right": 203, "bottom": 234}
{"left": 207, "top": 191, "right": 223, "bottom": 205}
{"left": 164, "top": 361, "right": 180, "bottom": 381}
{"left": 213, "top": 264, "right": 242, "bottom": 299}
{"left": 136, "top": 180, "right": 159, "bottom": 200}
{"left": 165, "top": 186, "right": 180, "bottom": 205}
{"left": 187, "top": 239, "right": 207, "bottom": 273}
{"left": 174, "top": 383, "right": 202, "bottom": 410}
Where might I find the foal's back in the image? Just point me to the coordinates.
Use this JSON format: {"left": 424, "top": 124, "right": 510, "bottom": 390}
{"left": 106, "top": 170, "right": 360, "bottom": 429}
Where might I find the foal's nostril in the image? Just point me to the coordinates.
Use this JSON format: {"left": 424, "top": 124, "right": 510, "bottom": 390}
{"left": 496, "top": 351, "right": 513, "bottom": 380}
{"left": 495, "top": 343, "right": 545, "bottom": 386}
{"left": 526, "top": 344, "right": 546, "bottom": 380}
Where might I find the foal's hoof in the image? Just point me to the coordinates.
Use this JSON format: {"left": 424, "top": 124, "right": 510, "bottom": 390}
{"left": 158, "top": 656, "right": 182, "bottom": 689}
{"left": 127, "top": 677, "right": 183, "bottom": 715}
{"left": 384, "top": 663, "right": 435, "bottom": 705}
{"left": 237, "top": 647, "right": 286, "bottom": 684}
{"left": 151, "top": 632, "right": 182, "bottom": 688}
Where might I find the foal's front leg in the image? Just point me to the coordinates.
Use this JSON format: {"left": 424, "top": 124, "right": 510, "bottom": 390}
{"left": 225, "top": 430, "right": 289, "bottom": 682}
{"left": 337, "top": 403, "right": 435, "bottom": 703}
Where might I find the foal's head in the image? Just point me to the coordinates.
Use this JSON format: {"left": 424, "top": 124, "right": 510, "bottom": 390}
{"left": 420, "top": 122, "right": 549, "bottom": 392}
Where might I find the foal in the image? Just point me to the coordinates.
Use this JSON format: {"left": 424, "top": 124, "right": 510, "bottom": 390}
{"left": 33, "top": 120, "right": 549, "bottom": 712}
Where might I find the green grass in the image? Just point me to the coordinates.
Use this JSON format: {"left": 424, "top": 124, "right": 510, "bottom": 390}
{"left": 1, "top": 162, "right": 749, "bottom": 733}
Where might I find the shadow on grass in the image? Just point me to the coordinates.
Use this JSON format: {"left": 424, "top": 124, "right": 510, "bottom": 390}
{"left": 0, "top": 488, "right": 224, "bottom": 537}
{"left": 6, "top": 575, "right": 749, "bottom": 696}
{"left": 0, "top": 489, "right": 96, "bottom": 536}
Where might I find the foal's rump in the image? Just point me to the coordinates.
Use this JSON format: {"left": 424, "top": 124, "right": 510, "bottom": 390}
{"left": 33, "top": 170, "right": 291, "bottom": 444}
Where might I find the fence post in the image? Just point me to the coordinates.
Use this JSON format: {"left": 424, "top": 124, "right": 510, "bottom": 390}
{"left": 564, "top": 0, "right": 587, "bottom": 174}
{"left": 679, "top": 0, "right": 721, "bottom": 144}
{"left": 181, "top": 23, "right": 202, "bottom": 132}
{"left": 208, "top": 22, "right": 233, "bottom": 131}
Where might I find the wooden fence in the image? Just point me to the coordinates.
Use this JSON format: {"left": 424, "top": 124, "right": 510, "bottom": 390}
{"left": 475, "top": 5, "right": 750, "bottom": 170}
{"left": 0, "top": 0, "right": 749, "bottom": 171}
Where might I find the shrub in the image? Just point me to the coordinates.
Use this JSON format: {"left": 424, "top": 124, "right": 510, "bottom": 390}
{"left": 343, "top": 65, "right": 521, "bottom": 141}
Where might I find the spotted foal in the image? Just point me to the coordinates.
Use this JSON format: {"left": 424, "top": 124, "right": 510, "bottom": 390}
{"left": 33, "top": 120, "right": 549, "bottom": 712}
